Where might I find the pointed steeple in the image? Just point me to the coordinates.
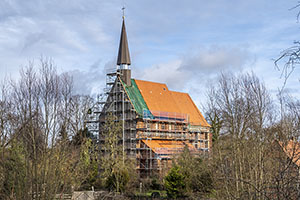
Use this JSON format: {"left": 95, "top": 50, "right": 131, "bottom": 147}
{"left": 117, "top": 18, "right": 131, "bottom": 66}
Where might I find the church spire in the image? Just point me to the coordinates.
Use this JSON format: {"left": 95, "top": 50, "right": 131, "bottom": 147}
{"left": 117, "top": 10, "right": 131, "bottom": 68}
{"left": 117, "top": 7, "right": 132, "bottom": 86}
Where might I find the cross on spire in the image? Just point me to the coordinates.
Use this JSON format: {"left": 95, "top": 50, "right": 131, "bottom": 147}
{"left": 122, "top": 6, "right": 125, "bottom": 19}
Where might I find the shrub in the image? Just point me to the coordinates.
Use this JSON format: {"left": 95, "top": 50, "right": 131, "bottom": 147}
{"left": 164, "top": 165, "right": 186, "bottom": 199}
{"left": 105, "top": 166, "right": 130, "bottom": 193}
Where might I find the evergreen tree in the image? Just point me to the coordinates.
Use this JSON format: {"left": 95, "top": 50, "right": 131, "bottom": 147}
{"left": 164, "top": 165, "right": 186, "bottom": 199}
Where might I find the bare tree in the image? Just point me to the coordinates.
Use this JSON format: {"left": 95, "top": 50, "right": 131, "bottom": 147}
{"left": 0, "top": 58, "right": 96, "bottom": 200}
{"left": 274, "top": 3, "right": 300, "bottom": 89}
{"left": 206, "top": 72, "right": 275, "bottom": 199}
{"left": 206, "top": 72, "right": 300, "bottom": 199}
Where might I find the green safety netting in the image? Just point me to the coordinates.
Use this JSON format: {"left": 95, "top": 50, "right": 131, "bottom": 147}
{"left": 123, "top": 79, "right": 153, "bottom": 118}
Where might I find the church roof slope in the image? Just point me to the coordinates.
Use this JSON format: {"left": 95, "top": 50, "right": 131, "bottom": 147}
{"left": 170, "top": 91, "right": 210, "bottom": 126}
{"left": 134, "top": 79, "right": 179, "bottom": 113}
{"left": 134, "top": 79, "right": 209, "bottom": 126}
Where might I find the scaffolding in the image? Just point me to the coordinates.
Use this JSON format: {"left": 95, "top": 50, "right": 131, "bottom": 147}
{"left": 135, "top": 109, "right": 210, "bottom": 177}
{"left": 85, "top": 94, "right": 106, "bottom": 137}
{"left": 85, "top": 68, "right": 117, "bottom": 140}
{"left": 86, "top": 67, "right": 211, "bottom": 178}
{"left": 93, "top": 68, "right": 138, "bottom": 160}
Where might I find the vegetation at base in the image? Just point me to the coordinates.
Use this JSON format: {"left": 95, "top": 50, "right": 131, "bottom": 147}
{"left": 100, "top": 114, "right": 138, "bottom": 193}
{"left": 176, "top": 145, "right": 213, "bottom": 195}
{"left": 164, "top": 165, "right": 186, "bottom": 199}
{"left": 162, "top": 146, "right": 214, "bottom": 199}
{"left": 0, "top": 140, "right": 27, "bottom": 199}
{"left": 0, "top": 60, "right": 138, "bottom": 199}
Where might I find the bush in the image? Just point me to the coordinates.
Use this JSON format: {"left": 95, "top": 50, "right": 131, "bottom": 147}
{"left": 105, "top": 166, "right": 130, "bottom": 193}
{"left": 164, "top": 165, "right": 186, "bottom": 199}
{"left": 190, "top": 170, "right": 213, "bottom": 194}
{"left": 175, "top": 146, "right": 214, "bottom": 196}
{"left": 150, "top": 178, "right": 162, "bottom": 190}
{"left": 0, "top": 141, "right": 27, "bottom": 199}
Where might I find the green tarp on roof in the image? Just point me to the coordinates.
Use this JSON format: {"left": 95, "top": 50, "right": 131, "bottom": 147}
{"left": 123, "top": 79, "right": 153, "bottom": 118}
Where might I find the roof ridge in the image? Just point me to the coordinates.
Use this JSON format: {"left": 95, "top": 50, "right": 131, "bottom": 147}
{"left": 170, "top": 90, "right": 188, "bottom": 95}
{"left": 133, "top": 79, "right": 168, "bottom": 86}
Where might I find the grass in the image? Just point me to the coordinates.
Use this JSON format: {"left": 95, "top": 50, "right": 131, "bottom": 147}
{"left": 136, "top": 190, "right": 167, "bottom": 198}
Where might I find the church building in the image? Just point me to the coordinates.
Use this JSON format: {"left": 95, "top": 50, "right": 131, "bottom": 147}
{"left": 99, "top": 16, "right": 211, "bottom": 177}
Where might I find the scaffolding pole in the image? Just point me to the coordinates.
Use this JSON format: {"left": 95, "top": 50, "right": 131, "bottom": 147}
{"left": 122, "top": 90, "right": 125, "bottom": 163}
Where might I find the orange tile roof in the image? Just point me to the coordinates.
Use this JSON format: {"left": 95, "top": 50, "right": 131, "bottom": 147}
{"left": 142, "top": 140, "right": 196, "bottom": 155}
{"left": 170, "top": 91, "right": 210, "bottom": 126}
{"left": 134, "top": 80, "right": 179, "bottom": 113}
{"left": 278, "top": 140, "right": 300, "bottom": 167}
{"left": 134, "top": 79, "right": 209, "bottom": 126}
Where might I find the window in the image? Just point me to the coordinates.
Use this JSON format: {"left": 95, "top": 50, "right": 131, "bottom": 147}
{"left": 175, "top": 125, "right": 181, "bottom": 131}
{"left": 151, "top": 123, "right": 156, "bottom": 130}
{"left": 161, "top": 124, "right": 165, "bottom": 130}
{"left": 171, "top": 124, "right": 175, "bottom": 130}
{"left": 205, "top": 141, "right": 208, "bottom": 148}
{"left": 199, "top": 140, "right": 203, "bottom": 148}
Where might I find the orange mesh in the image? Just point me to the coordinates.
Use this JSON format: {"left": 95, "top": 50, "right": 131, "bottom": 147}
{"left": 150, "top": 110, "right": 188, "bottom": 122}
{"left": 135, "top": 79, "right": 209, "bottom": 126}
{"left": 142, "top": 140, "right": 196, "bottom": 155}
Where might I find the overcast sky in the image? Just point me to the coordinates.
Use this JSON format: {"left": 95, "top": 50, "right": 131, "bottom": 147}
{"left": 0, "top": 0, "right": 299, "bottom": 106}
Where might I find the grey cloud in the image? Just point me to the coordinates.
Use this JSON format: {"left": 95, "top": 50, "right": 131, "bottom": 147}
{"left": 135, "top": 60, "right": 186, "bottom": 90}
{"left": 136, "top": 45, "right": 251, "bottom": 91}
{"left": 22, "top": 32, "right": 44, "bottom": 51}
{"left": 0, "top": 1, "right": 114, "bottom": 83}
{"left": 69, "top": 59, "right": 115, "bottom": 95}
{"left": 179, "top": 46, "right": 250, "bottom": 75}
{"left": 0, "top": 2, "right": 120, "bottom": 93}
{"left": 0, "top": 0, "right": 298, "bottom": 103}
{"left": 0, "top": 0, "right": 113, "bottom": 54}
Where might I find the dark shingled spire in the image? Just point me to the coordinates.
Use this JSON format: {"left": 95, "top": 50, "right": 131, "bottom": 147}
{"left": 117, "top": 19, "right": 131, "bottom": 65}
